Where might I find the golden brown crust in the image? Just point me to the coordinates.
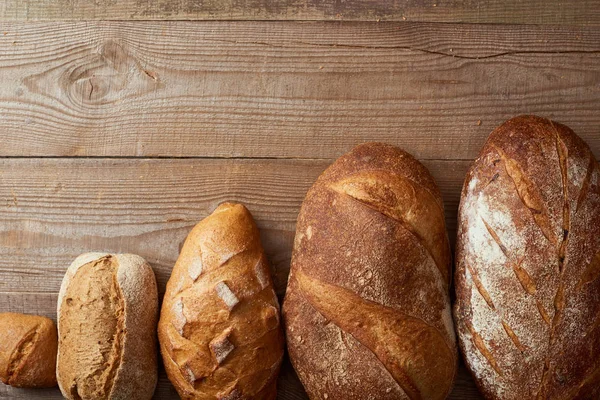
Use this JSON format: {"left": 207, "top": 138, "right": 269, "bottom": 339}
{"left": 455, "top": 115, "right": 600, "bottom": 399}
{"left": 283, "top": 142, "right": 457, "bottom": 400}
{"left": 158, "top": 202, "right": 284, "bottom": 400}
{"left": 56, "top": 253, "right": 158, "bottom": 400}
{"left": 0, "top": 313, "right": 57, "bottom": 388}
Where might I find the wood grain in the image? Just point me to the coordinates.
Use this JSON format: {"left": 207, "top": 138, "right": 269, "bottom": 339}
{"left": 0, "top": 0, "right": 598, "bottom": 25}
{"left": 0, "top": 21, "right": 598, "bottom": 160}
{"left": 0, "top": 158, "right": 467, "bottom": 295}
{"left": 0, "top": 157, "right": 479, "bottom": 398}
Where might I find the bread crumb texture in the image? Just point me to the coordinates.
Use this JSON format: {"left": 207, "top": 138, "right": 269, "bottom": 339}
{"left": 455, "top": 115, "right": 600, "bottom": 399}
{"left": 58, "top": 256, "right": 124, "bottom": 399}
{"left": 283, "top": 143, "right": 457, "bottom": 400}
{"left": 158, "top": 203, "right": 284, "bottom": 400}
{"left": 0, "top": 313, "right": 58, "bottom": 388}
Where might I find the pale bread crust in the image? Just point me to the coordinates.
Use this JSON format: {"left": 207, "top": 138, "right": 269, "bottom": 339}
{"left": 455, "top": 115, "right": 600, "bottom": 399}
{"left": 57, "top": 253, "right": 158, "bottom": 400}
{"left": 283, "top": 143, "right": 457, "bottom": 400}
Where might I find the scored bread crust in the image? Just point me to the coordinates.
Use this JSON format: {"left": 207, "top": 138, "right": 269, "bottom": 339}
{"left": 57, "top": 253, "right": 158, "bottom": 400}
{"left": 283, "top": 142, "right": 457, "bottom": 400}
{"left": 158, "top": 203, "right": 284, "bottom": 400}
{"left": 455, "top": 115, "right": 600, "bottom": 399}
{"left": 0, "top": 312, "right": 58, "bottom": 388}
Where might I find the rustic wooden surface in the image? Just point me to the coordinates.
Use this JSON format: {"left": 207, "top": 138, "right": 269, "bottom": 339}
{"left": 0, "top": 1, "right": 598, "bottom": 399}
{"left": 1, "top": 0, "right": 599, "bottom": 25}
{"left": 0, "top": 22, "right": 598, "bottom": 159}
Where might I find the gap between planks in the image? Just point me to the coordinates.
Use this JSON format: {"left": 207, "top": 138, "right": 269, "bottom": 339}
{"left": 0, "top": 156, "right": 477, "bottom": 162}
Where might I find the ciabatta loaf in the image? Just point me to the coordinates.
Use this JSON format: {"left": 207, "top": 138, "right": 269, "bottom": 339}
{"left": 57, "top": 253, "right": 158, "bottom": 400}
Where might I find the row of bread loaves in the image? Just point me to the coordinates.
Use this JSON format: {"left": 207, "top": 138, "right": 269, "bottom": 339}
{"left": 0, "top": 115, "right": 598, "bottom": 399}
{"left": 0, "top": 203, "right": 284, "bottom": 400}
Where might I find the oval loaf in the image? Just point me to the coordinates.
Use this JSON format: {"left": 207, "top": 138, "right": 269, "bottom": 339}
{"left": 158, "top": 203, "right": 284, "bottom": 400}
{"left": 455, "top": 115, "right": 600, "bottom": 399}
{"left": 0, "top": 312, "right": 57, "bottom": 388}
{"left": 283, "top": 142, "right": 458, "bottom": 400}
{"left": 57, "top": 253, "right": 158, "bottom": 400}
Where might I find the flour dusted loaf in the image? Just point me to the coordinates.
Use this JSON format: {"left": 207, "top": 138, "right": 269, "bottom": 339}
{"left": 57, "top": 253, "right": 158, "bottom": 400}
{"left": 455, "top": 115, "right": 600, "bottom": 399}
{"left": 283, "top": 143, "right": 457, "bottom": 400}
{"left": 158, "top": 203, "right": 284, "bottom": 400}
{"left": 0, "top": 313, "right": 57, "bottom": 388}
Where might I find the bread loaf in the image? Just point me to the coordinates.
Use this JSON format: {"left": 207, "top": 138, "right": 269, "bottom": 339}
{"left": 0, "top": 313, "right": 57, "bottom": 388}
{"left": 455, "top": 115, "right": 600, "bottom": 399}
{"left": 158, "top": 203, "right": 284, "bottom": 400}
{"left": 56, "top": 253, "right": 158, "bottom": 400}
{"left": 283, "top": 142, "right": 458, "bottom": 400}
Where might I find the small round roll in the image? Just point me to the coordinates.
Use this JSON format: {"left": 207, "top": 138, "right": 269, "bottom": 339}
{"left": 0, "top": 312, "right": 58, "bottom": 388}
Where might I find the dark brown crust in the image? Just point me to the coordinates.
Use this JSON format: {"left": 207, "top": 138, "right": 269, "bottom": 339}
{"left": 158, "top": 203, "right": 284, "bottom": 400}
{"left": 0, "top": 313, "right": 57, "bottom": 388}
{"left": 455, "top": 115, "right": 600, "bottom": 399}
{"left": 283, "top": 143, "right": 457, "bottom": 400}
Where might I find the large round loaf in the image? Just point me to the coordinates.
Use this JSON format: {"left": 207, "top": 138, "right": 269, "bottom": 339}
{"left": 158, "top": 203, "right": 284, "bottom": 400}
{"left": 455, "top": 115, "right": 600, "bottom": 399}
{"left": 283, "top": 143, "right": 458, "bottom": 400}
{"left": 57, "top": 253, "right": 158, "bottom": 400}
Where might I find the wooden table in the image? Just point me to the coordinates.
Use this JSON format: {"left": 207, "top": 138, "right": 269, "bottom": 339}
{"left": 0, "top": 1, "right": 598, "bottom": 398}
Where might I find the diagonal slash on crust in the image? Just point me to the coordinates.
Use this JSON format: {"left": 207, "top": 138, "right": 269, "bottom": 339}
{"left": 294, "top": 269, "right": 455, "bottom": 400}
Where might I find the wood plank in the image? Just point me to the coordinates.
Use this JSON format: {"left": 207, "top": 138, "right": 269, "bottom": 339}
{"left": 0, "top": 21, "right": 598, "bottom": 160}
{"left": 0, "top": 158, "right": 468, "bottom": 295}
{"left": 0, "top": 157, "right": 479, "bottom": 398}
{"left": 0, "top": 0, "right": 598, "bottom": 26}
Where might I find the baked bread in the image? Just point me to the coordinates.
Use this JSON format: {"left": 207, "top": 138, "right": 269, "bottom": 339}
{"left": 0, "top": 313, "right": 57, "bottom": 388}
{"left": 455, "top": 115, "right": 600, "bottom": 399}
{"left": 158, "top": 202, "right": 284, "bottom": 400}
{"left": 56, "top": 253, "right": 158, "bottom": 400}
{"left": 283, "top": 142, "right": 457, "bottom": 400}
